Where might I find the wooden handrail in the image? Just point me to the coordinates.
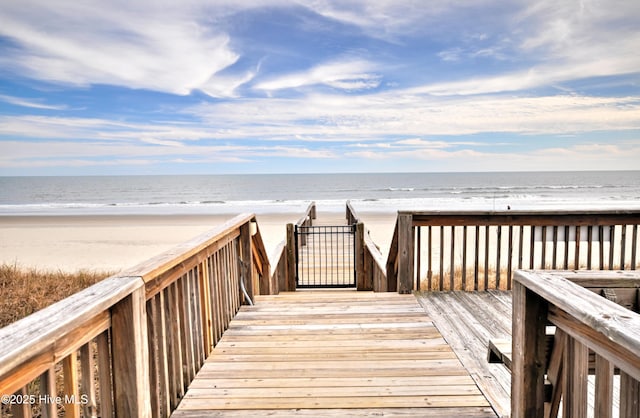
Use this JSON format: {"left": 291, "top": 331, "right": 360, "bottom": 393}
{"left": 346, "top": 202, "right": 389, "bottom": 291}
{"left": 296, "top": 201, "right": 317, "bottom": 227}
{"left": 0, "top": 213, "right": 272, "bottom": 418}
{"left": 512, "top": 270, "right": 640, "bottom": 417}
{"left": 387, "top": 210, "right": 640, "bottom": 293}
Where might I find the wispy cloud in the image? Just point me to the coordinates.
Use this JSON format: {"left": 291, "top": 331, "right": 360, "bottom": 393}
{"left": 0, "top": 0, "right": 638, "bottom": 174}
{"left": 0, "top": 0, "right": 240, "bottom": 95}
{"left": 0, "top": 94, "right": 68, "bottom": 110}
{"left": 254, "top": 59, "right": 381, "bottom": 92}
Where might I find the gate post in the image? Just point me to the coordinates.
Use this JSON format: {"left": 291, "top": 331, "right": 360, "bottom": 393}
{"left": 397, "top": 214, "right": 415, "bottom": 294}
{"left": 355, "top": 222, "right": 370, "bottom": 290}
{"left": 285, "top": 223, "right": 296, "bottom": 291}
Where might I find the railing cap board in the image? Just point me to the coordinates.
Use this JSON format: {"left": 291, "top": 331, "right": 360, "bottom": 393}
{"left": 121, "top": 213, "right": 255, "bottom": 282}
{"left": 514, "top": 270, "right": 640, "bottom": 362}
{"left": 402, "top": 210, "right": 640, "bottom": 226}
{"left": 295, "top": 202, "right": 316, "bottom": 227}
{"left": 364, "top": 230, "right": 386, "bottom": 272}
{"left": 0, "top": 275, "right": 143, "bottom": 379}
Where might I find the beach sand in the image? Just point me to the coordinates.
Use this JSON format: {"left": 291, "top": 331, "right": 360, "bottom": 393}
{"left": 0, "top": 212, "right": 399, "bottom": 273}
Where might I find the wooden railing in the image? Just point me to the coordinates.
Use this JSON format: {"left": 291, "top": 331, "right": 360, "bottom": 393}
{"left": 387, "top": 210, "right": 640, "bottom": 293}
{"left": 346, "top": 201, "right": 389, "bottom": 291}
{"left": 0, "top": 213, "right": 271, "bottom": 418}
{"left": 271, "top": 201, "right": 317, "bottom": 292}
{"left": 512, "top": 270, "right": 640, "bottom": 417}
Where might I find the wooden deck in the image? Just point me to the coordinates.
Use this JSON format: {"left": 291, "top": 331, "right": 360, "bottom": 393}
{"left": 417, "top": 291, "right": 513, "bottom": 418}
{"left": 171, "top": 291, "right": 497, "bottom": 417}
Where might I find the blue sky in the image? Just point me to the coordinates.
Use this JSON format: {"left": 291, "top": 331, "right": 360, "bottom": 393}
{"left": 0, "top": 0, "right": 639, "bottom": 175}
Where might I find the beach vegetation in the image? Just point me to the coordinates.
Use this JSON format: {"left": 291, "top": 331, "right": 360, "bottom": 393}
{"left": 0, "top": 263, "right": 112, "bottom": 328}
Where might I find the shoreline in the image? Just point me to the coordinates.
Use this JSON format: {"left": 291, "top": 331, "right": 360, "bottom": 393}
{"left": 0, "top": 213, "right": 300, "bottom": 273}
{"left": 0, "top": 212, "right": 398, "bottom": 274}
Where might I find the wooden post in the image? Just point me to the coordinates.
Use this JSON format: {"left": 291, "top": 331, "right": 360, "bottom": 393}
{"left": 111, "top": 284, "right": 152, "bottom": 418}
{"left": 511, "top": 279, "right": 548, "bottom": 418}
{"left": 286, "top": 223, "right": 296, "bottom": 291}
{"left": 309, "top": 202, "right": 317, "bottom": 221}
{"left": 239, "top": 223, "right": 253, "bottom": 302}
{"left": 355, "top": 223, "right": 370, "bottom": 290}
{"left": 397, "top": 214, "right": 414, "bottom": 294}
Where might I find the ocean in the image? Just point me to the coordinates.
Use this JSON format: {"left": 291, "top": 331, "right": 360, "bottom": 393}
{"left": 1, "top": 171, "right": 639, "bottom": 216}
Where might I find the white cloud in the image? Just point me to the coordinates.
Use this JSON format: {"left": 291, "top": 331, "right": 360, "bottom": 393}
{"left": 0, "top": 0, "right": 240, "bottom": 95}
{"left": 254, "top": 59, "right": 381, "bottom": 92}
{"left": 0, "top": 94, "right": 69, "bottom": 110}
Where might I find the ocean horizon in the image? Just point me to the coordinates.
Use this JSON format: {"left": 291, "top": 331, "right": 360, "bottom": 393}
{"left": 1, "top": 171, "right": 639, "bottom": 216}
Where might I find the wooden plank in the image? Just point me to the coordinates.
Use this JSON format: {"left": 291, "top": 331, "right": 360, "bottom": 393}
{"left": 184, "top": 384, "right": 483, "bottom": 398}
{"left": 177, "top": 395, "right": 490, "bottom": 410}
{"left": 171, "top": 407, "right": 498, "bottom": 417}
{"left": 173, "top": 291, "right": 494, "bottom": 416}
{"left": 417, "top": 292, "right": 511, "bottom": 417}
{"left": 188, "top": 375, "right": 476, "bottom": 389}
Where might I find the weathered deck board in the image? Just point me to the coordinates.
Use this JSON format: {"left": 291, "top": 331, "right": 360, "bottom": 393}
{"left": 171, "top": 291, "right": 497, "bottom": 417}
{"left": 417, "top": 291, "right": 513, "bottom": 418}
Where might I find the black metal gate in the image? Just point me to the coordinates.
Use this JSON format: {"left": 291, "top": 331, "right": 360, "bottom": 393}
{"left": 295, "top": 224, "right": 356, "bottom": 288}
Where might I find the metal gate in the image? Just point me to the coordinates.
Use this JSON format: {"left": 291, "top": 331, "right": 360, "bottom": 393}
{"left": 295, "top": 224, "right": 356, "bottom": 288}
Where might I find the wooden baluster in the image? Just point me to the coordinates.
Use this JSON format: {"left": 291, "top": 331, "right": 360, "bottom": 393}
{"left": 594, "top": 354, "right": 614, "bottom": 418}
{"left": 450, "top": 225, "right": 455, "bottom": 290}
{"left": 609, "top": 226, "right": 616, "bottom": 270}
{"left": 11, "top": 387, "right": 31, "bottom": 418}
{"left": 507, "top": 225, "right": 513, "bottom": 290}
{"left": 621, "top": 224, "right": 627, "bottom": 269}
{"left": 63, "top": 352, "right": 80, "bottom": 418}
{"left": 552, "top": 225, "right": 558, "bottom": 269}
{"left": 440, "top": 225, "right": 445, "bottom": 291}
{"left": 496, "top": 225, "right": 502, "bottom": 289}
{"left": 620, "top": 371, "right": 640, "bottom": 417}
{"left": 484, "top": 225, "right": 490, "bottom": 290}
{"left": 462, "top": 225, "right": 467, "bottom": 291}
{"left": 474, "top": 225, "right": 480, "bottom": 290}
{"left": 541, "top": 226, "right": 547, "bottom": 269}
{"left": 96, "top": 331, "right": 114, "bottom": 418}
{"left": 563, "top": 336, "right": 588, "bottom": 418}
{"left": 631, "top": 224, "right": 638, "bottom": 270}
{"left": 587, "top": 226, "right": 593, "bottom": 270}
{"left": 80, "top": 342, "right": 98, "bottom": 417}
{"left": 40, "top": 368, "right": 56, "bottom": 418}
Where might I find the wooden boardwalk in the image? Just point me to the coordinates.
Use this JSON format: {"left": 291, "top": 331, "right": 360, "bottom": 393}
{"left": 171, "top": 291, "right": 496, "bottom": 417}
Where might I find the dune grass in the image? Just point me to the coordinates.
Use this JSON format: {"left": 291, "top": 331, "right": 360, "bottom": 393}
{"left": 0, "top": 263, "right": 113, "bottom": 328}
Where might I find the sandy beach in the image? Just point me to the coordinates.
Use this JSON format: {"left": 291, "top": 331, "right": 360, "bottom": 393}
{"left": 0, "top": 211, "right": 398, "bottom": 273}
